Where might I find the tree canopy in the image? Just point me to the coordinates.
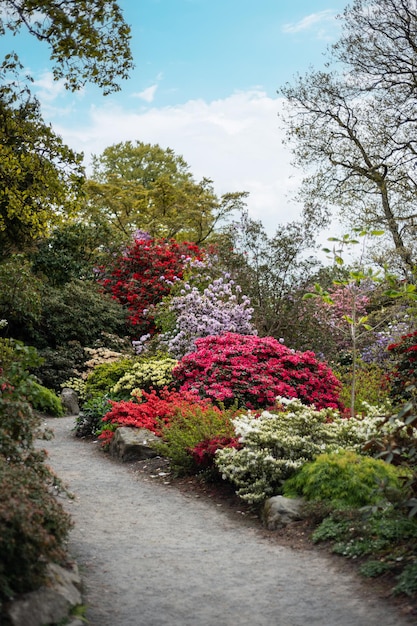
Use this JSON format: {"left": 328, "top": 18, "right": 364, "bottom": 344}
{"left": 0, "top": 0, "right": 133, "bottom": 94}
{"left": 0, "top": 0, "right": 133, "bottom": 257}
{"left": 0, "top": 61, "right": 84, "bottom": 258}
{"left": 83, "top": 141, "right": 248, "bottom": 245}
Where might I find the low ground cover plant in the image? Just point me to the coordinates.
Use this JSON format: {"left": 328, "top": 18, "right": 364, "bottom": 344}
{"left": 311, "top": 507, "right": 417, "bottom": 597}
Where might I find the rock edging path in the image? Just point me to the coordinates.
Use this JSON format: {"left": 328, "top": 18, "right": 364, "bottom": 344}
{"left": 42, "top": 416, "right": 413, "bottom": 626}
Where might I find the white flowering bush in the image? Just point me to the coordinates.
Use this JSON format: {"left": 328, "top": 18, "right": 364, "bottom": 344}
{"left": 215, "top": 397, "right": 366, "bottom": 504}
{"left": 111, "top": 355, "right": 178, "bottom": 395}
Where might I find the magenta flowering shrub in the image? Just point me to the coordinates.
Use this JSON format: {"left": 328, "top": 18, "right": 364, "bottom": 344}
{"left": 173, "top": 332, "right": 343, "bottom": 410}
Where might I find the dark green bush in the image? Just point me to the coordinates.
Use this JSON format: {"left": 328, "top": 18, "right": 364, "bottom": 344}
{"left": 34, "top": 341, "right": 86, "bottom": 390}
{"left": 31, "top": 280, "right": 129, "bottom": 349}
{"left": 283, "top": 450, "right": 403, "bottom": 508}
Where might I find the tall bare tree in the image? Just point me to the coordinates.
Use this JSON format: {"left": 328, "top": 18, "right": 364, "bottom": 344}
{"left": 281, "top": 0, "right": 417, "bottom": 278}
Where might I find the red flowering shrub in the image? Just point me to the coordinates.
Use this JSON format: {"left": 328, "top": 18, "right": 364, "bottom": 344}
{"left": 388, "top": 330, "right": 417, "bottom": 404}
{"left": 99, "top": 236, "right": 202, "bottom": 335}
{"left": 173, "top": 332, "right": 343, "bottom": 410}
{"left": 99, "top": 387, "right": 214, "bottom": 444}
{"left": 189, "top": 436, "right": 241, "bottom": 469}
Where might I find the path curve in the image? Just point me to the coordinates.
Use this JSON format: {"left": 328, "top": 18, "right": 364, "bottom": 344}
{"left": 42, "top": 416, "right": 412, "bottom": 626}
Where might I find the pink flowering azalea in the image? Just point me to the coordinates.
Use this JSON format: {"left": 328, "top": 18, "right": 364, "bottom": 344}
{"left": 173, "top": 332, "right": 343, "bottom": 410}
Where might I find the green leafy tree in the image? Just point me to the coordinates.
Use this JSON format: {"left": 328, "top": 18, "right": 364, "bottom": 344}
{"left": 31, "top": 222, "right": 113, "bottom": 286}
{"left": 0, "top": 0, "right": 133, "bottom": 94}
{"left": 0, "top": 60, "right": 84, "bottom": 257}
{"left": 0, "top": 255, "right": 43, "bottom": 336}
{"left": 0, "top": 0, "right": 133, "bottom": 257}
{"left": 83, "top": 141, "right": 248, "bottom": 245}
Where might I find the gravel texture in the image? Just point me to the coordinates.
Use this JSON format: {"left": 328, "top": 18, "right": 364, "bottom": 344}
{"left": 42, "top": 416, "right": 415, "bottom": 626}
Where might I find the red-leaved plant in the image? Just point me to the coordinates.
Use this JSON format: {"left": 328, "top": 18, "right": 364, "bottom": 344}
{"left": 99, "top": 236, "right": 202, "bottom": 336}
{"left": 173, "top": 332, "right": 343, "bottom": 410}
{"left": 188, "top": 436, "right": 241, "bottom": 469}
{"left": 98, "top": 387, "right": 215, "bottom": 445}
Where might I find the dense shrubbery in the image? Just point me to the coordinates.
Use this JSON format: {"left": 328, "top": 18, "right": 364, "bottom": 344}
{"left": 283, "top": 450, "right": 404, "bottom": 508}
{"left": 111, "top": 354, "right": 178, "bottom": 396}
{"left": 388, "top": 330, "right": 417, "bottom": 405}
{"left": 99, "top": 236, "right": 202, "bottom": 336}
{"left": 153, "top": 404, "right": 238, "bottom": 475}
{"left": 0, "top": 459, "right": 72, "bottom": 599}
{"left": 0, "top": 341, "right": 72, "bottom": 604}
{"left": 174, "top": 332, "right": 343, "bottom": 410}
{"left": 29, "top": 381, "right": 65, "bottom": 416}
{"left": 98, "top": 388, "right": 215, "bottom": 443}
{"left": 84, "top": 357, "right": 135, "bottom": 397}
{"left": 215, "top": 398, "right": 359, "bottom": 504}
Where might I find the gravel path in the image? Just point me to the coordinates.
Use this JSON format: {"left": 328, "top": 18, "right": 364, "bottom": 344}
{"left": 42, "top": 416, "right": 413, "bottom": 626}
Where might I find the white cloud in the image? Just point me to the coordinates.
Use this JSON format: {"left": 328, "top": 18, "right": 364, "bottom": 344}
{"left": 132, "top": 84, "right": 158, "bottom": 103}
{"left": 282, "top": 10, "right": 336, "bottom": 34}
{"left": 32, "top": 71, "right": 66, "bottom": 102}
{"left": 53, "top": 90, "right": 304, "bottom": 235}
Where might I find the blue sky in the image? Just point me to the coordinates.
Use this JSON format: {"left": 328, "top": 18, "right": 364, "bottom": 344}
{"left": 1, "top": 0, "right": 349, "bottom": 233}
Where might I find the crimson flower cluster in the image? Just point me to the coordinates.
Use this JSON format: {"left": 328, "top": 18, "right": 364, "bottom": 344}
{"left": 99, "top": 236, "right": 202, "bottom": 336}
{"left": 173, "top": 332, "right": 343, "bottom": 410}
{"left": 388, "top": 330, "right": 417, "bottom": 403}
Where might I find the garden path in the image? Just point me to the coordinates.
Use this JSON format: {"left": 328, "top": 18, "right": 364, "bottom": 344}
{"left": 42, "top": 416, "right": 413, "bottom": 626}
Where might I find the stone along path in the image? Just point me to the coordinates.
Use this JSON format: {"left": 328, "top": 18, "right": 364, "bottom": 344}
{"left": 42, "top": 416, "right": 413, "bottom": 626}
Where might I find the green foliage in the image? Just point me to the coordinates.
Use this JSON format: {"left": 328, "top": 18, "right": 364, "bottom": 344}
{"left": 112, "top": 355, "right": 178, "bottom": 396}
{"left": 336, "top": 362, "right": 391, "bottom": 415}
{"left": 283, "top": 450, "right": 403, "bottom": 508}
{"left": 85, "top": 358, "right": 134, "bottom": 397}
{"left": 84, "top": 141, "right": 247, "bottom": 244}
{"left": 29, "top": 382, "right": 65, "bottom": 417}
{"left": 0, "top": 342, "right": 72, "bottom": 602}
{"left": 311, "top": 506, "right": 417, "bottom": 597}
{"left": 34, "top": 342, "right": 86, "bottom": 391}
{"left": 0, "top": 458, "right": 72, "bottom": 600}
{"left": 1, "top": 0, "right": 133, "bottom": 94}
{"left": 215, "top": 398, "right": 361, "bottom": 504}
{"left": 31, "top": 222, "right": 113, "bottom": 286}
{"left": 0, "top": 255, "right": 43, "bottom": 338}
{"left": 74, "top": 394, "right": 113, "bottom": 438}
{"left": 154, "top": 404, "right": 236, "bottom": 475}
{"left": 30, "top": 280, "right": 129, "bottom": 349}
{"left": 0, "top": 60, "right": 84, "bottom": 258}
{"left": 394, "top": 562, "right": 417, "bottom": 596}
{"left": 363, "top": 394, "right": 417, "bottom": 516}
